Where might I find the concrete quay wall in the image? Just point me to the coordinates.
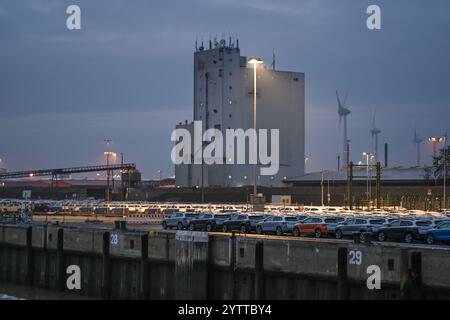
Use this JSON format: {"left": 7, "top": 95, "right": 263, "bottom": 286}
{"left": 1, "top": 223, "right": 450, "bottom": 299}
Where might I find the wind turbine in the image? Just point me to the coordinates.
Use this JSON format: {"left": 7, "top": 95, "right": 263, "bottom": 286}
{"left": 413, "top": 127, "right": 423, "bottom": 167}
{"left": 370, "top": 110, "right": 381, "bottom": 164}
{"left": 337, "top": 91, "right": 351, "bottom": 171}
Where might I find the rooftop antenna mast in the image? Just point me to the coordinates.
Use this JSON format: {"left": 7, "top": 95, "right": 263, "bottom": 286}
{"left": 269, "top": 49, "right": 276, "bottom": 70}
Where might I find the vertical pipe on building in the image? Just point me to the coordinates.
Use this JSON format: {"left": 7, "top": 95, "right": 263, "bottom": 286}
{"left": 201, "top": 72, "right": 209, "bottom": 199}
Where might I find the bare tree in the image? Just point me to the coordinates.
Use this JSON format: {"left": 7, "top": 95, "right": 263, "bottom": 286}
{"left": 431, "top": 146, "right": 450, "bottom": 180}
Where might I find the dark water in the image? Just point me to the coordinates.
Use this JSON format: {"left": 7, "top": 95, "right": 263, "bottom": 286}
{"left": 0, "top": 282, "right": 96, "bottom": 300}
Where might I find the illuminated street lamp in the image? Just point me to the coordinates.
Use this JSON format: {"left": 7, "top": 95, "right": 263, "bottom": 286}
{"left": 429, "top": 137, "right": 445, "bottom": 158}
{"left": 248, "top": 57, "right": 263, "bottom": 202}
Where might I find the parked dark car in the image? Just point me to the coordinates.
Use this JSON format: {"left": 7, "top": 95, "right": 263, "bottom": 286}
{"left": 48, "top": 205, "right": 63, "bottom": 213}
{"left": 211, "top": 213, "right": 237, "bottom": 230}
{"left": 335, "top": 218, "right": 386, "bottom": 240}
{"left": 248, "top": 214, "right": 270, "bottom": 231}
{"left": 376, "top": 219, "right": 420, "bottom": 243}
{"left": 222, "top": 214, "right": 251, "bottom": 233}
{"left": 187, "top": 212, "right": 216, "bottom": 231}
{"left": 32, "top": 203, "right": 50, "bottom": 213}
{"left": 94, "top": 206, "right": 108, "bottom": 215}
{"left": 161, "top": 212, "right": 199, "bottom": 230}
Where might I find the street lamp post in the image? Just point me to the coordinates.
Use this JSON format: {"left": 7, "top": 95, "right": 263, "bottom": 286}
{"left": 321, "top": 170, "right": 324, "bottom": 207}
{"left": 444, "top": 133, "right": 448, "bottom": 210}
{"left": 104, "top": 151, "right": 116, "bottom": 202}
{"left": 104, "top": 139, "right": 112, "bottom": 202}
{"left": 248, "top": 57, "right": 263, "bottom": 203}
{"left": 363, "top": 152, "right": 374, "bottom": 207}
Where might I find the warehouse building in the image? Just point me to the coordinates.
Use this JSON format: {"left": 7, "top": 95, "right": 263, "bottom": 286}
{"left": 175, "top": 39, "right": 305, "bottom": 187}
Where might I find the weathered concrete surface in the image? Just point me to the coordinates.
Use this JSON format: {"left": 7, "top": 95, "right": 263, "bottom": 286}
{"left": 31, "top": 224, "right": 47, "bottom": 249}
{"left": 1, "top": 223, "right": 450, "bottom": 299}
{"left": 263, "top": 239, "right": 338, "bottom": 277}
{"left": 174, "top": 231, "right": 209, "bottom": 299}
{"left": 63, "top": 228, "right": 103, "bottom": 254}
{"left": 344, "top": 244, "right": 402, "bottom": 285}
{"left": 418, "top": 248, "right": 450, "bottom": 289}
{"left": 2, "top": 225, "right": 28, "bottom": 246}
{"left": 109, "top": 231, "right": 145, "bottom": 258}
{"left": 148, "top": 232, "right": 175, "bottom": 261}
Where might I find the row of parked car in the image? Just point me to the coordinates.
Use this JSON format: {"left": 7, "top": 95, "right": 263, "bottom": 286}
{"left": 161, "top": 212, "right": 450, "bottom": 245}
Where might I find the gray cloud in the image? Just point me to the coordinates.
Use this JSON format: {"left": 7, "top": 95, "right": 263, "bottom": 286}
{"left": 0, "top": 0, "right": 449, "bottom": 178}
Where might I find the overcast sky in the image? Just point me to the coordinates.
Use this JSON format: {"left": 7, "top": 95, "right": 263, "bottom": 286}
{"left": 0, "top": 0, "right": 449, "bottom": 179}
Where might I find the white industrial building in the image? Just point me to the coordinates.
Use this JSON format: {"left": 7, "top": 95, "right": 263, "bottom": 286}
{"left": 175, "top": 39, "right": 305, "bottom": 188}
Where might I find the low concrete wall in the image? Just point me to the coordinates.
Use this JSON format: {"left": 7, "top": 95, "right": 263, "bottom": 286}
{"left": 1, "top": 223, "right": 450, "bottom": 299}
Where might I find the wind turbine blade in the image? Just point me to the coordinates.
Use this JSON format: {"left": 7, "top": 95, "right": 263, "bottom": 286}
{"left": 336, "top": 91, "right": 342, "bottom": 109}
{"left": 343, "top": 92, "right": 348, "bottom": 107}
{"left": 372, "top": 109, "right": 377, "bottom": 128}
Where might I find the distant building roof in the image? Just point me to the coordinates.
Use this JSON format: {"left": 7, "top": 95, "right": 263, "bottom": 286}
{"left": 287, "top": 166, "right": 433, "bottom": 183}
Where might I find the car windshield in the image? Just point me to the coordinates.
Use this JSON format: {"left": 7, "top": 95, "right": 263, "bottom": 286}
{"left": 415, "top": 220, "right": 431, "bottom": 226}
{"left": 214, "top": 214, "right": 230, "bottom": 219}
{"left": 370, "top": 219, "right": 385, "bottom": 225}
{"left": 285, "top": 217, "right": 298, "bottom": 221}
{"left": 249, "top": 215, "right": 264, "bottom": 220}
{"left": 238, "top": 215, "right": 247, "bottom": 220}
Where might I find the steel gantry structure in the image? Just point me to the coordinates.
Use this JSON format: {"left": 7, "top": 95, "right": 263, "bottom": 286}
{"left": 0, "top": 163, "right": 137, "bottom": 180}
